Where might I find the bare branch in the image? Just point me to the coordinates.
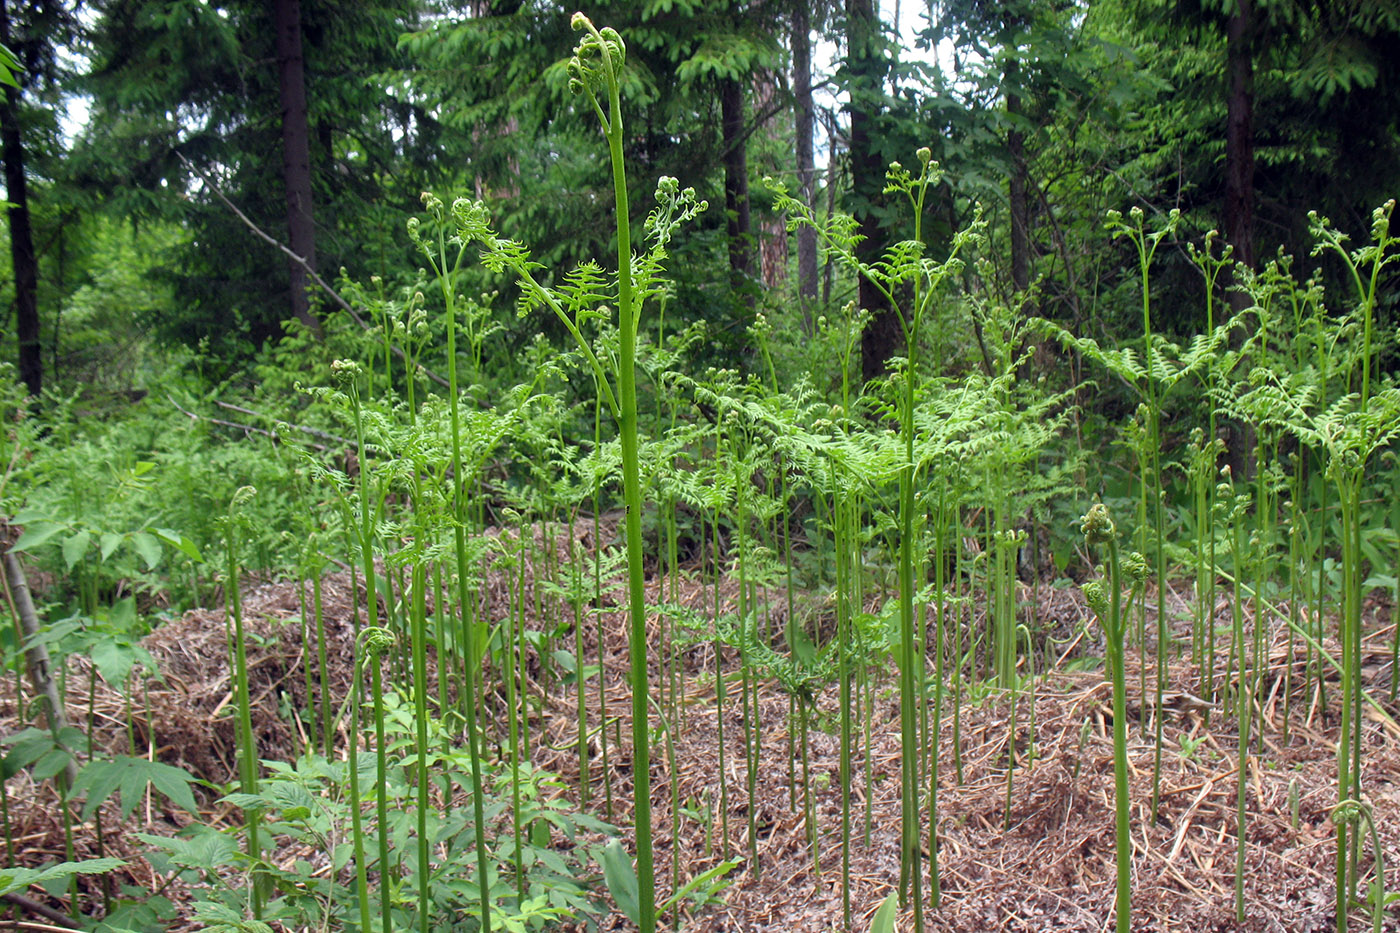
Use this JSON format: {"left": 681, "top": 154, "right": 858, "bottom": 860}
{"left": 174, "top": 150, "right": 451, "bottom": 389}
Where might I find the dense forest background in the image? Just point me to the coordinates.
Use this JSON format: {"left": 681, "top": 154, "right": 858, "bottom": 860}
{"left": 1, "top": 2, "right": 1400, "bottom": 932}
{"left": 3, "top": 0, "right": 1397, "bottom": 407}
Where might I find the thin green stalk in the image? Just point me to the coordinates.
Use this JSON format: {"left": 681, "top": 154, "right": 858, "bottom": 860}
{"left": 594, "top": 397, "right": 614, "bottom": 822}
{"left": 832, "top": 482, "right": 853, "bottom": 931}
{"left": 416, "top": 192, "right": 493, "bottom": 933}
{"left": 504, "top": 534, "right": 525, "bottom": 903}
{"left": 369, "top": 633, "right": 393, "bottom": 933}
{"left": 709, "top": 489, "right": 730, "bottom": 859}
{"left": 297, "top": 574, "right": 314, "bottom": 756}
{"left": 313, "top": 562, "right": 332, "bottom": 760}
{"left": 1082, "top": 504, "right": 1130, "bottom": 933}
{"left": 569, "top": 513, "right": 590, "bottom": 805}
{"left": 223, "top": 490, "right": 263, "bottom": 919}
{"left": 567, "top": 21, "right": 665, "bottom": 927}
{"left": 928, "top": 484, "right": 948, "bottom": 910}
{"left": 1224, "top": 479, "right": 1250, "bottom": 924}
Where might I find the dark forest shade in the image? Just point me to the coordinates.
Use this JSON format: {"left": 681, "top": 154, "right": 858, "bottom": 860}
{"left": 275, "top": 0, "right": 322, "bottom": 337}
{"left": 847, "top": 0, "right": 897, "bottom": 384}
{"left": 0, "top": 0, "right": 39, "bottom": 397}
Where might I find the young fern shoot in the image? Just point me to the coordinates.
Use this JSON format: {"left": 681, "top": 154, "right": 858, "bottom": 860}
{"left": 451, "top": 18, "right": 706, "bottom": 932}
{"left": 773, "top": 150, "right": 980, "bottom": 927}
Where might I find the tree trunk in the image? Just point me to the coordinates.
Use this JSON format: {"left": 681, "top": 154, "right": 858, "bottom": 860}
{"left": 1007, "top": 89, "right": 1030, "bottom": 302}
{"left": 751, "top": 70, "right": 787, "bottom": 292}
{"left": 1223, "top": 0, "right": 1258, "bottom": 470}
{"left": 1224, "top": 0, "right": 1255, "bottom": 308}
{"left": 721, "top": 76, "right": 753, "bottom": 297}
{"left": 274, "top": 0, "right": 321, "bottom": 336}
{"left": 848, "top": 0, "right": 896, "bottom": 384}
{"left": 0, "top": 0, "right": 40, "bottom": 398}
{"left": 792, "top": 1, "right": 819, "bottom": 324}
{"left": 3, "top": 548, "right": 77, "bottom": 789}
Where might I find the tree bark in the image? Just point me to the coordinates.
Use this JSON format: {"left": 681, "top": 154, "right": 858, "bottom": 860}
{"left": 721, "top": 76, "right": 753, "bottom": 297}
{"left": 1007, "top": 88, "right": 1030, "bottom": 302}
{"left": 0, "top": 0, "right": 40, "bottom": 398}
{"left": 1224, "top": 0, "right": 1255, "bottom": 308}
{"left": 792, "top": 1, "right": 819, "bottom": 323}
{"left": 751, "top": 70, "right": 787, "bottom": 292}
{"left": 274, "top": 0, "right": 321, "bottom": 336}
{"left": 3, "top": 548, "right": 77, "bottom": 789}
{"left": 848, "top": 0, "right": 896, "bottom": 384}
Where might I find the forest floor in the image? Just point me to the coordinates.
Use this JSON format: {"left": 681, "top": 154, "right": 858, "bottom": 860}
{"left": 3, "top": 532, "right": 1400, "bottom": 932}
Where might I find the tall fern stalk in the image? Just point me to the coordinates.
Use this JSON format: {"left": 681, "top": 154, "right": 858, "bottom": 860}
{"left": 1082, "top": 504, "right": 1131, "bottom": 933}
{"left": 221, "top": 488, "right": 263, "bottom": 920}
{"left": 571, "top": 20, "right": 655, "bottom": 929}
{"left": 413, "top": 196, "right": 493, "bottom": 933}
{"left": 452, "top": 19, "right": 705, "bottom": 929}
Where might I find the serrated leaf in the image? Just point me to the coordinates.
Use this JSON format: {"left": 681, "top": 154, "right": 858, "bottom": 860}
{"left": 8, "top": 506, "right": 50, "bottom": 525}
{"left": 192, "top": 900, "right": 274, "bottom": 933}
{"left": 99, "top": 532, "right": 123, "bottom": 562}
{"left": 32, "top": 747, "right": 73, "bottom": 782}
{"left": 134, "top": 829, "right": 237, "bottom": 872}
{"left": 220, "top": 793, "right": 267, "bottom": 811}
{"left": 21, "top": 615, "right": 85, "bottom": 653}
{"left": 72, "top": 756, "right": 199, "bottom": 821}
{"left": 3, "top": 730, "right": 53, "bottom": 775}
{"left": 91, "top": 640, "right": 136, "bottom": 685}
{"left": 109, "top": 596, "right": 137, "bottom": 632}
{"left": 332, "top": 842, "right": 353, "bottom": 874}
{"left": 62, "top": 530, "right": 91, "bottom": 571}
{"left": 0, "top": 858, "right": 125, "bottom": 898}
{"left": 12, "top": 521, "right": 65, "bottom": 553}
{"left": 130, "top": 532, "right": 161, "bottom": 571}
{"left": 144, "top": 759, "right": 200, "bottom": 816}
{"left": 535, "top": 846, "right": 571, "bottom": 876}
{"left": 660, "top": 858, "right": 739, "bottom": 914}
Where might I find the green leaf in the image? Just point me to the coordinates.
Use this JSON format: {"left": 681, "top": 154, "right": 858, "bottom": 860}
{"left": 72, "top": 756, "right": 199, "bottom": 821}
{"left": 220, "top": 793, "right": 267, "bottom": 811}
{"left": 659, "top": 858, "right": 739, "bottom": 913}
{"left": 535, "top": 846, "right": 571, "bottom": 876}
{"left": 62, "top": 530, "right": 91, "bottom": 571}
{"left": 192, "top": 900, "right": 274, "bottom": 933}
{"left": 600, "top": 838, "right": 640, "bottom": 925}
{"left": 32, "top": 747, "right": 73, "bottom": 782}
{"left": 0, "top": 858, "right": 125, "bottom": 899}
{"left": 130, "top": 532, "right": 161, "bottom": 571}
{"left": 870, "top": 892, "right": 898, "bottom": 933}
{"left": 99, "top": 532, "right": 123, "bottom": 562}
{"left": 3, "top": 727, "right": 60, "bottom": 776}
{"left": 134, "top": 829, "right": 238, "bottom": 872}
{"left": 90, "top": 640, "right": 137, "bottom": 686}
{"left": 22, "top": 615, "right": 85, "bottom": 652}
{"left": 153, "top": 528, "right": 203, "bottom": 563}
{"left": 332, "top": 842, "right": 354, "bottom": 874}
{"left": 12, "top": 521, "right": 65, "bottom": 553}
{"left": 7, "top": 507, "right": 48, "bottom": 525}
{"left": 552, "top": 648, "right": 600, "bottom": 685}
